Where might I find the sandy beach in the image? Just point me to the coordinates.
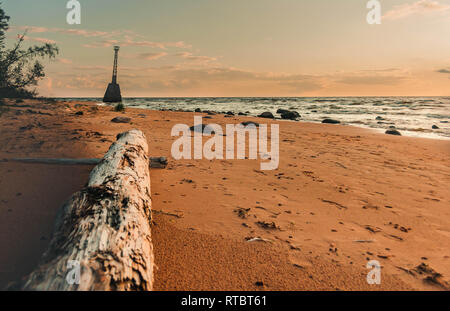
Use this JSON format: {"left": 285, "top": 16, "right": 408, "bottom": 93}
{"left": 0, "top": 98, "right": 449, "bottom": 291}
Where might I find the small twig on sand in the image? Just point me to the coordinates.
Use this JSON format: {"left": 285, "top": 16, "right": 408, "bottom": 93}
{"left": 245, "top": 237, "right": 273, "bottom": 243}
{"left": 153, "top": 210, "right": 184, "bottom": 218}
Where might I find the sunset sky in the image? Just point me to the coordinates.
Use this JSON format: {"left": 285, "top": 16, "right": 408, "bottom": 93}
{"left": 3, "top": 0, "right": 450, "bottom": 97}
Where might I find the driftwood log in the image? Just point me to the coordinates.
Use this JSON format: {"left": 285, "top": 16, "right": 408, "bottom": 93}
{"left": 14, "top": 129, "right": 154, "bottom": 291}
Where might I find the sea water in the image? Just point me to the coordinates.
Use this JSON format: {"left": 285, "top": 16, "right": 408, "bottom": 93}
{"left": 59, "top": 97, "right": 450, "bottom": 140}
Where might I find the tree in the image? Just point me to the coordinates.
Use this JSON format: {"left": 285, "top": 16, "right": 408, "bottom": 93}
{"left": 0, "top": 3, "right": 59, "bottom": 98}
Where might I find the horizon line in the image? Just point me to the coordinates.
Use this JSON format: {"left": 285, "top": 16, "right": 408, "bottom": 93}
{"left": 49, "top": 95, "right": 450, "bottom": 99}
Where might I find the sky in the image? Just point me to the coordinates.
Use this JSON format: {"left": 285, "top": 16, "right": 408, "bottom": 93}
{"left": 3, "top": 0, "right": 450, "bottom": 97}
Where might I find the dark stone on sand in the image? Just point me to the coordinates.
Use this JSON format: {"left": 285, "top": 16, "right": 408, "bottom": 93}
{"left": 190, "top": 124, "right": 215, "bottom": 134}
{"left": 432, "top": 125, "right": 439, "bottom": 129}
{"left": 240, "top": 121, "right": 260, "bottom": 127}
{"left": 226, "top": 111, "right": 235, "bottom": 116}
{"left": 75, "top": 111, "right": 84, "bottom": 116}
{"left": 238, "top": 112, "right": 247, "bottom": 116}
{"left": 258, "top": 112, "right": 274, "bottom": 119}
{"left": 111, "top": 116, "right": 131, "bottom": 123}
{"left": 195, "top": 108, "right": 202, "bottom": 113}
{"left": 150, "top": 157, "right": 168, "bottom": 169}
{"left": 19, "top": 124, "right": 33, "bottom": 131}
{"left": 385, "top": 129, "right": 401, "bottom": 136}
{"left": 322, "top": 118, "right": 340, "bottom": 124}
{"left": 376, "top": 116, "right": 385, "bottom": 120}
{"left": 205, "top": 110, "right": 216, "bottom": 115}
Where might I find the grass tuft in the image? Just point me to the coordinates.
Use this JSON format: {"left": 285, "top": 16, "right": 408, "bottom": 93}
{"left": 114, "top": 102, "right": 125, "bottom": 112}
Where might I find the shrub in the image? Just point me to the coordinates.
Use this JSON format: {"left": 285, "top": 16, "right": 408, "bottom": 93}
{"left": 0, "top": 4, "right": 59, "bottom": 98}
{"left": 114, "top": 102, "right": 125, "bottom": 112}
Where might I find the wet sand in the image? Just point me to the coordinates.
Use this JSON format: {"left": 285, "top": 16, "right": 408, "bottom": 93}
{"left": 0, "top": 99, "right": 449, "bottom": 290}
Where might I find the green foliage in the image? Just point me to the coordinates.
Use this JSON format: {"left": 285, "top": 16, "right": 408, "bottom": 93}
{"left": 114, "top": 102, "right": 125, "bottom": 112}
{"left": 0, "top": 1, "right": 9, "bottom": 50}
{"left": 0, "top": 3, "right": 59, "bottom": 98}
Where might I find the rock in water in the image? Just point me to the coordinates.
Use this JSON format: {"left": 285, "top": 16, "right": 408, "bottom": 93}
{"left": 276, "top": 108, "right": 290, "bottom": 114}
{"left": 281, "top": 111, "right": 300, "bottom": 120}
{"left": 385, "top": 129, "right": 402, "bottom": 136}
{"left": 258, "top": 112, "right": 275, "bottom": 119}
{"left": 322, "top": 119, "right": 341, "bottom": 124}
{"left": 111, "top": 116, "right": 131, "bottom": 123}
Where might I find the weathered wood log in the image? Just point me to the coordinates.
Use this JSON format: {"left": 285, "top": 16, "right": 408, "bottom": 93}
{"left": 13, "top": 129, "right": 154, "bottom": 291}
{"left": 1, "top": 156, "right": 168, "bottom": 169}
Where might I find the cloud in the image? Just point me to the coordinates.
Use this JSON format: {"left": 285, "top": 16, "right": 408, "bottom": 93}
{"left": 54, "top": 58, "right": 73, "bottom": 64}
{"left": 336, "top": 75, "right": 406, "bottom": 85}
{"left": 332, "top": 67, "right": 411, "bottom": 85}
{"left": 174, "top": 52, "right": 217, "bottom": 62}
{"left": 10, "top": 26, "right": 111, "bottom": 38}
{"left": 383, "top": 0, "right": 450, "bottom": 20}
{"left": 22, "top": 35, "right": 56, "bottom": 44}
{"left": 45, "top": 60, "right": 418, "bottom": 97}
{"left": 83, "top": 39, "right": 190, "bottom": 50}
{"left": 72, "top": 65, "right": 110, "bottom": 71}
{"left": 137, "top": 52, "right": 168, "bottom": 60}
{"left": 9, "top": 26, "right": 191, "bottom": 50}
{"left": 43, "top": 61, "right": 328, "bottom": 96}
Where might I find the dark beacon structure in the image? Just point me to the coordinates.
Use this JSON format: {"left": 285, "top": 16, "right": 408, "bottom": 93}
{"left": 103, "top": 46, "right": 122, "bottom": 103}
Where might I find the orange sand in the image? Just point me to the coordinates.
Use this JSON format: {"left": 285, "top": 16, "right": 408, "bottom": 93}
{"left": 0, "top": 99, "right": 449, "bottom": 290}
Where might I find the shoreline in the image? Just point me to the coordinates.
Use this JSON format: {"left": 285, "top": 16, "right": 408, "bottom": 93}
{"left": 0, "top": 98, "right": 449, "bottom": 290}
{"left": 57, "top": 97, "right": 450, "bottom": 141}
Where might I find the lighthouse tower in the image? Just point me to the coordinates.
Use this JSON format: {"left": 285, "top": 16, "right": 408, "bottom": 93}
{"left": 103, "top": 46, "right": 122, "bottom": 102}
